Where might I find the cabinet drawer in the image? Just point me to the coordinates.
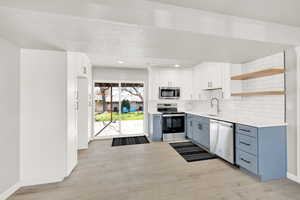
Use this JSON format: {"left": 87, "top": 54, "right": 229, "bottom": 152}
{"left": 236, "top": 124, "right": 257, "bottom": 138}
{"left": 236, "top": 149, "right": 258, "bottom": 175}
{"left": 236, "top": 134, "right": 257, "bottom": 155}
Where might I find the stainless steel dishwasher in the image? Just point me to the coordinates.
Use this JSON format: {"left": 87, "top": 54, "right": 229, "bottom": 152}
{"left": 210, "top": 120, "right": 234, "bottom": 164}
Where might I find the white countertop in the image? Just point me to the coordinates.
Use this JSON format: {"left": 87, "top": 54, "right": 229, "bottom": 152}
{"left": 148, "top": 110, "right": 287, "bottom": 127}
{"left": 185, "top": 111, "right": 287, "bottom": 128}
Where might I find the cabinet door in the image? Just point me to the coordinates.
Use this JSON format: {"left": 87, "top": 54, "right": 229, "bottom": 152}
{"left": 200, "top": 127, "right": 210, "bottom": 149}
{"left": 192, "top": 66, "right": 204, "bottom": 100}
{"left": 186, "top": 118, "right": 193, "bottom": 139}
{"left": 192, "top": 120, "right": 201, "bottom": 144}
{"left": 193, "top": 119, "right": 210, "bottom": 149}
{"left": 222, "top": 63, "right": 231, "bottom": 99}
{"left": 180, "top": 69, "right": 193, "bottom": 100}
{"left": 151, "top": 114, "right": 162, "bottom": 141}
{"left": 148, "top": 69, "right": 160, "bottom": 100}
{"left": 201, "top": 63, "right": 222, "bottom": 90}
{"left": 212, "top": 64, "right": 222, "bottom": 89}
{"left": 201, "top": 64, "right": 210, "bottom": 89}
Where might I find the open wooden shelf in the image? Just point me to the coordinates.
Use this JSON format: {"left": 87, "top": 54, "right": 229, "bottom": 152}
{"left": 231, "top": 91, "right": 285, "bottom": 97}
{"left": 231, "top": 68, "right": 284, "bottom": 80}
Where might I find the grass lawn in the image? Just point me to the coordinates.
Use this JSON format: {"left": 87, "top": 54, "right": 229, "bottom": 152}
{"left": 95, "top": 112, "right": 144, "bottom": 122}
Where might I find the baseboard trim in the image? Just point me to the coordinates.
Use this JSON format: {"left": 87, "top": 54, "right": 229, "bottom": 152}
{"left": 20, "top": 177, "right": 64, "bottom": 187}
{"left": 287, "top": 172, "right": 299, "bottom": 183}
{"left": 0, "top": 182, "right": 21, "bottom": 200}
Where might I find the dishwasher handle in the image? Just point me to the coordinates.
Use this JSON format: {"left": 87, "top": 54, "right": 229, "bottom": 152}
{"left": 217, "top": 121, "right": 233, "bottom": 128}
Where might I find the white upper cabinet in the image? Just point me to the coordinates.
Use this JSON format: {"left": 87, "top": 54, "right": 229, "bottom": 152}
{"left": 178, "top": 68, "right": 193, "bottom": 100}
{"left": 148, "top": 63, "right": 233, "bottom": 101}
{"left": 192, "top": 65, "right": 204, "bottom": 100}
{"left": 221, "top": 63, "right": 231, "bottom": 99}
{"left": 202, "top": 62, "right": 223, "bottom": 90}
{"left": 192, "top": 62, "right": 232, "bottom": 100}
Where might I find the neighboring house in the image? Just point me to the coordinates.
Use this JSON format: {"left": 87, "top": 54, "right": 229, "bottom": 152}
{"left": 95, "top": 100, "right": 143, "bottom": 113}
{"left": 94, "top": 86, "right": 144, "bottom": 113}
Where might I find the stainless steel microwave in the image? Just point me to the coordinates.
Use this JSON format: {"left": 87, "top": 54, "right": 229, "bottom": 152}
{"left": 159, "top": 87, "right": 180, "bottom": 99}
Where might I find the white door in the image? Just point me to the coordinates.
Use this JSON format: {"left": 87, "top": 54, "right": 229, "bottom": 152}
{"left": 77, "top": 78, "right": 89, "bottom": 149}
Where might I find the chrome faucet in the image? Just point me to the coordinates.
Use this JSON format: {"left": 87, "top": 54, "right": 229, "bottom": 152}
{"left": 210, "top": 97, "right": 220, "bottom": 115}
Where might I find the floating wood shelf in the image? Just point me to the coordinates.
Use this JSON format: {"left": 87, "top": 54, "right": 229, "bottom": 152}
{"left": 231, "top": 91, "right": 285, "bottom": 96}
{"left": 231, "top": 68, "right": 285, "bottom": 80}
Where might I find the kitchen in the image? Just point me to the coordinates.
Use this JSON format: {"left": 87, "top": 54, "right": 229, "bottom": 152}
{"left": 148, "top": 52, "right": 287, "bottom": 181}
{"left": 2, "top": 1, "right": 300, "bottom": 200}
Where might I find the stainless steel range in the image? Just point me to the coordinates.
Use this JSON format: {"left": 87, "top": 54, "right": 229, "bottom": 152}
{"left": 157, "top": 103, "right": 185, "bottom": 141}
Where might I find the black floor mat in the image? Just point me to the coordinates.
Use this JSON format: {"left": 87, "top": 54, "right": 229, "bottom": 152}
{"left": 170, "top": 142, "right": 217, "bottom": 162}
{"left": 112, "top": 136, "right": 150, "bottom": 146}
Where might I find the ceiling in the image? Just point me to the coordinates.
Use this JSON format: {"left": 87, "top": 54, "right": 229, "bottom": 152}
{"left": 149, "top": 0, "right": 300, "bottom": 27}
{"left": 0, "top": 1, "right": 294, "bottom": 68}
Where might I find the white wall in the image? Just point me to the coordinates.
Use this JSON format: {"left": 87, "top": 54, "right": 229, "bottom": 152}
{"left": 285, "top": 48, "right": 298, "bottom": 177}
{"left": 296, "top": 47, "right": 300, "bottom": 181}
{"left": 20, "top": 49, "right": 67, "bottom": 185}
{"left": 229, "top": 53, "right": 285, "bottom": 122}
{"left": 0, "top": 38, "right": 20, "bottom": 198}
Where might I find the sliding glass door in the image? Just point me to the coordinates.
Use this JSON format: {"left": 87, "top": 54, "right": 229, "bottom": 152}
{"left": 120, "top": 83, "right": 144, "bottom": 135}
{"left": 94, "top": 82, "right": 144, "bottom": 138}
{"left": 94, "top": 83, "right": 120, "bottom": 137}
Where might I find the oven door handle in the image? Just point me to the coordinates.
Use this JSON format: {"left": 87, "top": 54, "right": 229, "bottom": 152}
{"left": 162, "top": 114, "right": 185, "bottom": 117}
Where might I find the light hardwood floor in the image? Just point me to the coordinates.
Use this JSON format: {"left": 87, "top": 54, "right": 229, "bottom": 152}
{"left": 9, "top": 140, "right": 300, "bottom": 200}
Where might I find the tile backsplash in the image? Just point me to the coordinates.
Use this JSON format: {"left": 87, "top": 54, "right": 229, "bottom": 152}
{"left": 192, "top": 52, "right": 285, "bottom": 123}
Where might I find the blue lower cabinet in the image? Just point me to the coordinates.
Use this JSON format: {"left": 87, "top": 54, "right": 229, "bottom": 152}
{"left": 236, "top": 149, "right": 258, "bottom": 174}
{"left": 192, "top": 117, "right": 210, "bottom": 149}
{"left": 235, "top": 124, "right": 287, "bottom": 181}
{"left": 148, "top": 114, "right": 162, "bottom": 141}
{"left": 236, "top": 133, "right": 257, "bottom": 155}
{"left": 186, "top": 115, "right": 193, "bottom": 139}
{"left": 199, "top": 127, "right": 210, "bottom": 149}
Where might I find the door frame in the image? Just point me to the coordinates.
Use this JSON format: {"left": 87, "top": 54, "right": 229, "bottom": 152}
{"left": 92, "top": 79, "right": 146, "bottom": 139}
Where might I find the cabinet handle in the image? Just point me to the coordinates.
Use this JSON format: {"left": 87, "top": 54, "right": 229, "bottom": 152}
{"left": 240, "top": 141, "right": 250, "bottom": 146}
{"left": 239, "top": 128, "right": 250, "bottom": 133}
{"left": 198, "top": 124, "right": 202, "bottom": 130}
{"left": 190, "top": 121, "right": 192, "bottom": 126}
{"left": 241, "top": 158, "right": 251, "bottom": 164}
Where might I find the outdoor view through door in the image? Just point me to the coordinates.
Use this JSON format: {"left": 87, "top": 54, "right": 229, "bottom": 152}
{"left": 94, "top": 82, "right": 144, "bottom": 138}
